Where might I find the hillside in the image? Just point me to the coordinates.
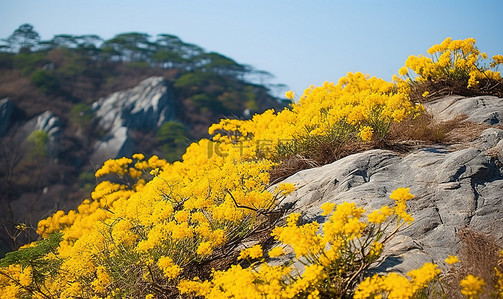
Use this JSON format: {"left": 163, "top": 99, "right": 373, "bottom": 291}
{"left": 1, "top": 37, "right": 503, "bottom": 298}
{"left": 0, "top": 24, "right": 287, "bottom": 254}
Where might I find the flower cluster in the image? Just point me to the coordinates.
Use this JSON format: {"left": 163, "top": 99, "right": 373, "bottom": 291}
{"left": 209, "top": 72, "right": 422, "bottom": 159}
{"left": 400, "top": 37, "right": 503, "bottom": 91}
{"left": 178, "top": 188, "right": 416, "bottom": 298}
{"left": 1, "top": 143, "right": 294, "bottom": 297}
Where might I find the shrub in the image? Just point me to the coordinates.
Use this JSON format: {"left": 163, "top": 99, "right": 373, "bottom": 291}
{"left": 398, "top": 37, "right": 503, "bottom": 100}
{"left": 179, "top": 188, "right": 416, "bottom": 298}
{"left": 30, "top": 69, "right": 60, "bottom": 94}
{"left": 25, "top": 130, "right": 49, "bottom": 160}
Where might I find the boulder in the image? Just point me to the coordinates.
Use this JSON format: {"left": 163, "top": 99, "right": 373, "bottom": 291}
{"left": 92, "top": 77, "right": 176, "bottom": 131}
{"left": 0, "top": 98, "right": 13, "bottom": 136}
{"left": 22, "top": 111, "right": 62, "bottom": 158}
{"left": 91, "top": 77, "right": 176, "bottom": 164}
{"left": 280, "top": 135, "right": 502, "bottom": 273}
{"left": 277, "top": 96, "right": 503, "bottom": 274}
{"left": 425, "top": 95, "right": 503, "bottom": 125}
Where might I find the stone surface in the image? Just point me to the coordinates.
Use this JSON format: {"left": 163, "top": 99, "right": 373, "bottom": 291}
{"left": 0, "top": 98, "right": 13, "bottom": 136}
{"left": 278, "top": 125, "right": 503, "bottom": 274}
{"left": 91, "top": 77, "right": 176, "bottom": 164}
{"left": 425, "top": 95, "right": 503, "bottom": 125}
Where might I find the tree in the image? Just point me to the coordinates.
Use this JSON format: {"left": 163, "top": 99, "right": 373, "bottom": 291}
{"left": 3, "top": 24, "right": 40, "bottom": 53}
{"left": 156, "top": 121, "right": 189, "bottom": 162}
{"left": 102, "top": 32, "right": 152, "bottom": 62}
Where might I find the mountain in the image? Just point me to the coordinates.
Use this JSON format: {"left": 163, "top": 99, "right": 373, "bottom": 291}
{"left": 0, "top": 25, "right": 287, "bottom": 254}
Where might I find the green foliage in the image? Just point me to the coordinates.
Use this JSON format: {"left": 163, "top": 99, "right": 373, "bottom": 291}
{"left": 70, "top": 103, "right": 94, "bottom": 127}
{"left": 0, "top": 232, "right": 63, "bottom": 283}
{"left": 173, "top": 72, "right": 211, "bottom": 89}
{"left": 78, "top": 170, "right": 96, "bottom": 193}
{"left": 0, "top": 52, "right": 13, "bottom": 69}
{"left": 30, "top": 69, "right": 60, "bottom": 93}
{"left": 26, "top": 130, "right": 49, "bottom": 160}
{"left": 157, "top": 121, "right": 189, "bottom": 162}
{"left": 0, "top": 232, "right": 62, "bottom": 268}
{"left": 56, "top": 53, "right": 88, "bottom": 78}
{"left": 125, "top": 61, "right": 150, "bottom": 69}
{"left": 190, "top": 94, "right": 221, "bottom": 112}
{"left": 4, "top": 24, "right": 40, "bottom": 53}
{"left": 13, "top": 52, "right": 48, "bottom": 75}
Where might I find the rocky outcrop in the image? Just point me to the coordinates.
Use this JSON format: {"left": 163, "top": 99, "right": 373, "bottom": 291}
{"left": 91, "top": 77, "right": 176, "bottom": 164}
{"left": 0, "top": 98, "right": 13, "bottom": 136}
{"left": 22, "top": 111, "right": 62, "bottom": 158}
{"left": 278, "top": 96, "right": 503, "bottom": 274}
{"left": 426, "top": 95, "right": 503, "bottom": 125}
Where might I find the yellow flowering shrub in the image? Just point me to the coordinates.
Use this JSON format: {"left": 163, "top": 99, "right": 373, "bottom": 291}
{"left": 209, "top": 72, "right": 422, "bottom": 164}
{"left": 1, "top": 143, "right": 294, "bottom": 297}
{"left": 459, "top": 274, "right": 486, "bottom": 299}
{"left": 179, "top": 188, "right": 416, "bottom": 298}
{"left": 400, "top": 37, "right": 503, "bottom": 98}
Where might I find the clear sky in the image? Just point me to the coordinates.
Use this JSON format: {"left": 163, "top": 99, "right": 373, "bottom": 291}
{"left": 1, "top": 0, "right": 502, "bottom": 97}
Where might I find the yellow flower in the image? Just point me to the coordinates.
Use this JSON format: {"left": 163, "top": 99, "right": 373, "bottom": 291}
{"left": 320, "top": 202, "right": 336, "bottom": 216}
{"left": 398, "top": 66, "right": 409, "bottom": 76}
{"left": 285, "top": 90, "right": 295, "bottom": 100}
{"left": 422, "top": 91, "right": 430, "bottom": 98}
{"left": 158, "top": 256, "right": 182, "bottom": 279}
{"left": 445, "top": 255, "right": 460, "bottom": 264}
{"left": 460, "top": 274, "right": 485, "bottom": 298}
{"left": 196, "top": 242, "right": 213, "bottom": 256}
{"left": 277, "top": 183, "right": 296, "bottom": 196}
{"left": 390, "top": 187, "right": 414, "bottom": 201}
{"left": 407, "top": 263, "right": 440, "bottom": 292}
{"left": 369, "top": 241, "right": 383, "bottom": 256}
{"left": 132, "top": 153, "right": 145, "bottom": 160}
{"left": 18, "top": 266, "right": 32, "bottom": 287}
{"left": 238, "top": 244, "right": 263, "bottom": 260}
{"left": 359, "top": 126, "right": 373, "bottom": 141}
{"left": 367, "top": 210, "right": 387, "bottom": 224}
{"left": 268, "top": 246, "right": 284, "bottom": 258}
{"left": 286, "top": 213, "right": 300, "bottom": 227}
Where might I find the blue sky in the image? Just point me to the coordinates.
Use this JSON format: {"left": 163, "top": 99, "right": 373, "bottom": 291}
{"left": 1, "top": 0, "right": 502, "bottom": 97}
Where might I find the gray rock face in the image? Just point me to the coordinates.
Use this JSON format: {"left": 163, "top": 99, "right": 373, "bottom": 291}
{"left": 92, "top": 77, "right": 175, "bottom": 131}
{"left": 0, "top": 98, "right": 13, "bottom": 136}
{"left": 278, "top": 96, "right": 503, "bottom": 274}
{"left": 91, "top": 77, "right": 176, "bottom": 164}
{"left": 425, "top": 95, "right": 503, "bottom": 125}
{"left": 22, "top": 111, "right": 62, "bottom": 158}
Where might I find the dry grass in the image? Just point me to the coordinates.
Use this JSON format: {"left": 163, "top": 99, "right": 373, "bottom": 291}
{"left": 270, "top": 140, "right": 378, "bottom": 183}
{"left": 388, "top": 113, "right": 489, "bottom": 146}
{"left": 442, "top": 228, "right": 502, "bottom": 298}
{"left": 410, "top": 78, "right": 503, "bottom": 103}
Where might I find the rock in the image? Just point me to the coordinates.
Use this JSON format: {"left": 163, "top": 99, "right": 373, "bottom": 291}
{"left": 22, "top": 111, "right": 62, "bottom": 158}
{"left": 92, "top": 77, "right": 175, "bottom": 131}
{"left": 425, "top": 95, "right": 503, "bottom": 125}
{"left": 0, "top": 98, "right": 13, "bottom": 136}
{"left": 278, "top": 130, "right": 503, "bottom": 274}
{"left": 91, "top": 77, "right": 176, "bottom": 164}
{"left": 91, "top": 127, "right": 135, "bottom": 165}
